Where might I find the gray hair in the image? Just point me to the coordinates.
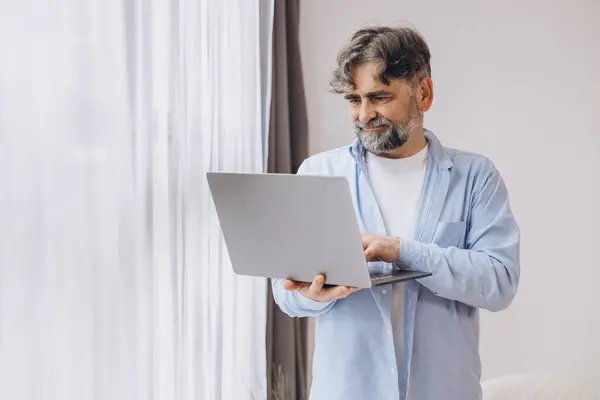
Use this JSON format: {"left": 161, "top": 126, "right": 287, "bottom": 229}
{"left": 330, "top": 26, "right": 431, "bottom": 94}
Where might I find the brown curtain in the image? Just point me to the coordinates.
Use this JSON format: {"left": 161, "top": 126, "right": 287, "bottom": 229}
{"left": 266, "top": 0, "right": 311, "bottom": 399}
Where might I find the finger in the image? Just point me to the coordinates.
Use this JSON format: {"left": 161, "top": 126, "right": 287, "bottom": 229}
{"left": 342, "top": 286, "right": 361, "bottom": 295}
{"left": 283, "top": 280, "right": 309, "bottom": 291}
{"left": 282, "top": 279, "right": 300, "bottom": 290}
{"left": 308, "top": 274, "right": 326, "bottom": 298}
{"left": 318, "top": 285, "right": 360, "bottom": 301}
{"left": 364, "top": 246, "right": 376, "bottom": 262}
{"left": 331, "top": 285, "right": 352, "bottom": 299}
{"left": 327, "top": 286, "right": 358, "bottom": 300}
{"left": 361, "top": 234, "right": 370, "bottom": 250}
{"left": 316, "top": 286, "right": 344, "bottom": 301}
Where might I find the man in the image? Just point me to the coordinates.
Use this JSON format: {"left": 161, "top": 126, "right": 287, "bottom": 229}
{"left": 272, "top": 26, "right": 520, "bottom": 400}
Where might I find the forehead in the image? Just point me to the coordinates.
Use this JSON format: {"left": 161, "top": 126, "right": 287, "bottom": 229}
{"left": 349, "top": 62, "right": 410, "bottom": 95}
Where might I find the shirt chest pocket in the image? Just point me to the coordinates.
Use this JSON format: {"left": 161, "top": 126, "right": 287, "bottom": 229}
{"left": 431, "top": 221, "right": 467, "bottom": 249}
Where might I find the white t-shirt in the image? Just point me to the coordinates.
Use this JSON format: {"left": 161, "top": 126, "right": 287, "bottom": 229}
{"left": 365, "top": 145, "right": 428, "bottom": 388}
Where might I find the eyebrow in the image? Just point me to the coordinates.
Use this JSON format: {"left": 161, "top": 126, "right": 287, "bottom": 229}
{"left": 343, "top": 90, "right": 394, "bottom": 100}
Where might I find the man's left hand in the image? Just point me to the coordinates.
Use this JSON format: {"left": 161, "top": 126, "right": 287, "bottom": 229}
{"left": 361, "top": 233, "right": 400, "bottom": 263}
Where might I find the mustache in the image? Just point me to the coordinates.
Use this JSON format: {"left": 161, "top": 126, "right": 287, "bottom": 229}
{"left": 354, "top": 117, "right": 394, "bottom": 130}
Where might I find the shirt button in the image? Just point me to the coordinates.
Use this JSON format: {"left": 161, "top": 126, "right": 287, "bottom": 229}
{"left": 391, "top": 368, "right": 396, "bottom": 375}
{"left": 381, "top": 288, "right": 388, "bottom": 295}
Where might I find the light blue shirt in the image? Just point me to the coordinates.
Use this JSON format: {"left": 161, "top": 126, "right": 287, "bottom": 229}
{"left": 272, "top": 130, "right": 520, "bottom": 400}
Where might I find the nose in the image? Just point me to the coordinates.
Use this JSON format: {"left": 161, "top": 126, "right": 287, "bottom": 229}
{"left": 358, "top": 102, "right": 377, "bottom": 124}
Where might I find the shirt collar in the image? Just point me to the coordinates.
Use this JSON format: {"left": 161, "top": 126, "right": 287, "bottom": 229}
{"left": 348, "top": 128, "right": 452, "bottom": 170}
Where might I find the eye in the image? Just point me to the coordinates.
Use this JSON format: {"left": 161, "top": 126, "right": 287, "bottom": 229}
{"left": 373, "top": 96, "right": 387, "bottom": 102}
{"left": 348, "top": 98, "right": 361, "bottom": 105}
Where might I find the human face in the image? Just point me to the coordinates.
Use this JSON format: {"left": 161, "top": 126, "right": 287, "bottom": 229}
{"left": 344, "top": 62, "right": 429, "bottom": 156}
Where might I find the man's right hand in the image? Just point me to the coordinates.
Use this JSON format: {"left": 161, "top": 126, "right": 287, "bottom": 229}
{"left": 282, "top": 274, "right": 358, "bottom": 302}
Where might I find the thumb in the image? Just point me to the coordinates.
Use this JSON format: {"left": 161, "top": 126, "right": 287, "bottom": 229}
{"left": 364, "top": 245, "right": 375, "bottom": 262}
{"left": 361, "top": 235, "right": 370, "bottom": 250}
{"left": 282, "top": 279, "right": 300, "bottom": 291}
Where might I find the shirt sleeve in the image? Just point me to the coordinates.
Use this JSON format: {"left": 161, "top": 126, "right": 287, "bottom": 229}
{"left": 397, "top": 162, "right": 520, "bottom": 312}
{"left": 271, "top": 278, "right": 337, "bottom": 317}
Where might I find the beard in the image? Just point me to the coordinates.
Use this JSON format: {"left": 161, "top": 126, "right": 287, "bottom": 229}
{"left": 353, "top": 96, "right": 422, "bottom": 154}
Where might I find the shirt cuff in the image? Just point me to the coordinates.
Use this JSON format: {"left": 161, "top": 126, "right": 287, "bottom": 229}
{"left": 397, "top": 238, "right": 428, "bottom": 272}
{"left": 293, "top": 292, "right": 335, "bottom": 312}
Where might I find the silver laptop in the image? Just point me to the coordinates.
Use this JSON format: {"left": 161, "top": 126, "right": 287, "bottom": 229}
{"left": 206, "top": 172, "right": 431, "bottom": 288}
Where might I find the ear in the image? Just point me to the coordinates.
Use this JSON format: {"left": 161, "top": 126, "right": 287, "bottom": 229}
{"left": 418, "top": 77, "right": 434, "bottom": 112}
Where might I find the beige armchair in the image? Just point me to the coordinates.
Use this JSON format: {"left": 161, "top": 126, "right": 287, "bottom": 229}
{"left": 482, "top": 374, "right": 600, "bottom": 400}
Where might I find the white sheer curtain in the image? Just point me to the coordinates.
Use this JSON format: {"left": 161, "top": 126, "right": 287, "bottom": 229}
{"left": 0, "top": 0, "right": 273, "bottom": 399}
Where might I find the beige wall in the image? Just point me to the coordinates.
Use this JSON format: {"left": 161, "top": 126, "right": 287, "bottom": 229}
{"left": 299, "top": 0, "right": 600, "bottom": 380}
